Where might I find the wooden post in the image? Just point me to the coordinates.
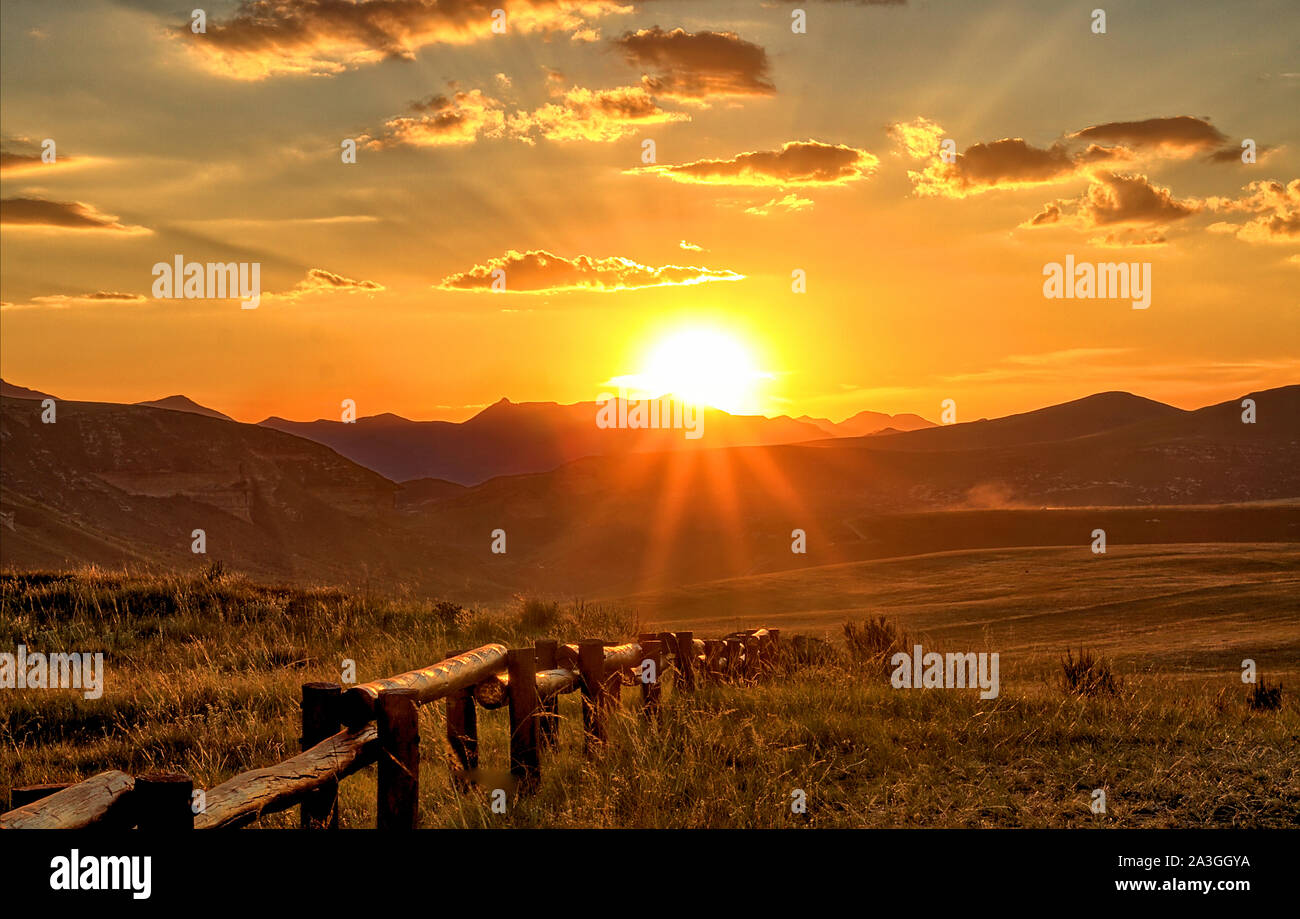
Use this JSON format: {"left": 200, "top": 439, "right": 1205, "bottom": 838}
{"left": 506, "top": 648, "right": 541, "bottom": 792}
{"left": 300, "top": 681, "right": 342, "bottom": 828}
{"left": 135, "top": 772, "right": 193, "bottom": 830}
{"left": 768, "top": 629, "right": 782, "bottom": 674}
{"left": 578, "top": 640, "right": 607, "bottom": 750}
{"left": 745, "top": 634, "right": 762, "bottom": 681}
{"left": 444, "top": 649, "right": 478, "bottom": 789}
{"left": 726, "top": 638, "right": 745, "bottom": 682}
{"left": 377, "top": 688, "right": 419, "bottom": 830}
{"left": 639, "top": 639, "right": 663, "bottom": 720}
{"left": 674, "top": 631, "right": 696, "bottom": 692}
{"left": 535, "top": 639, "right": 560, "bottom": 748}
{"left": 9, "top": 784, "right": 72, "bottom": 810}
{"left": 704, "top": 640, "right": 724, "bottom": 683}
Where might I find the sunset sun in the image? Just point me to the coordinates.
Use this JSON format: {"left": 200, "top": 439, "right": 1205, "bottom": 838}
{"left": 610, "top": 328, "right": 771, "bottom": 414}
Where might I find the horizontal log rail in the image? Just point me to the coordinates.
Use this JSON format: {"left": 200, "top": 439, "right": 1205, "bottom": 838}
{"left": 195, "top": 725, "right": 379, "bottom": 829}
{"left": 0, "top": 628, "right": 779, "bottom": 830}
{"left": 0, "top": 770, "right": 135, "bottom": 830}
{"left": 474, "top": 667, "right": 581, "bottom": 710}
{"left": 341, "top": 643, "right": 507, "bottom": 728}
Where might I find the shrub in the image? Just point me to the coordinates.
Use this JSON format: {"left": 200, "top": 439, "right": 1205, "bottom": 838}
{"left": 787, "top": 633, "right": 841, "bottom": 668}
{"left": 1247, "top": 679, "right": 1282, "bottom": 712}
{"left": 518, "top": 597, "right": 562, "bottom": 631}
{"left": 843, "top": 615, "right": 913, "bottom": 678}
{"left": 1061, "top": 647, "right": 1118, "bottom": 696}
{"left": 431, "top": 599, "right": 466, "bottom": 629}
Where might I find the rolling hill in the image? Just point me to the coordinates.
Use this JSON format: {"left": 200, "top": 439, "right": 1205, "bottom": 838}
{"left": 2, "top": 385, "right": 1296, "bottom": 601}
{"left": 260, "top": 397, "right": 830, "bottom": 485}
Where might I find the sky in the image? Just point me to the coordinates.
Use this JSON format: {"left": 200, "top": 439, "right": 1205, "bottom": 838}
{"left": 1, "top": 0, "right": 1297, "bottom": 424}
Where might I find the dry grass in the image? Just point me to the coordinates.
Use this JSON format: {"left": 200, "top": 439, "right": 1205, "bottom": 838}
{"left": 2, "top": 569, "right": 1298, "bottom": 827}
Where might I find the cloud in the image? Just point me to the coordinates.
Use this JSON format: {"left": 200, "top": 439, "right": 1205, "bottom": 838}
{"left": 1, "top": 291, "right": 147, "bottom": 312}
{"left": 0, "top": 197, "right": 149, "bottom": 233}
{"left": 368, "top": 81, "right": 687, "bottom": 147}
{"left": 902, "top": 135, "right": 1081, "bottom": 198}
{"left": 1024, "top": 172, "right": 1201, "bottom": 232}
{"left": 1068, "top": 115, "right": 1227, "bottom": 158}
{"left": 1206, "top": 179, "right": 1300, "bottom": 244}
{"left": 1205, "top": 142, "right": 1280, "bottom": 164}
{"left": 177, "top": 0, "right": 630, "bottom": 79}
{"left": 280, "top": 268, "right": 385, "bottom": 298}
{"left": 745, "top": 193, "right": 815, "bottom": 216}
{"left": 364, "top": 90, "right": 506, "bottom": 148}
{"left": 0, "top": 139, "right": 100, "bottom": 175}
{"left": 613, "top": 27, "right": 775, "bottom": 102}
{"left": 510, "top": 85, "right": 689, "bottom": 142}
{"left": 887, "top": 117, "right": 945, "bottom": 160}
{"left": 1076, "top": 172, "right": 1202, "bottom": 226}
{"left": 438, "top": 249, "right": 744, "bottom": 293}
{"left": 631, "top": 140, "right": 879, "bottom": 187}
{"left": 1088, "top": 228, "right": 1169, "bottom": 248}
{"left": 891, "top": 114, "right": 1242, "bottom": 200}
{"left": 679, "top": 240, "right": 703, "bottom": 251}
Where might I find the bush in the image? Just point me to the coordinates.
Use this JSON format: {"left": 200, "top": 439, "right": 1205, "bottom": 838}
{"left": 1247, "top": 679, "right": 1282, "bottom": 711}
{"left": 431, "top": 599, "right": 466, "bottom": 629}
{"left": 786, "top": 633, "right": 841, "bottom": 668}
{"left": 518, "top": 597, "right": 561, "bottom": 631}
{"left": 1061, "top": 647, "right": 1118, "bottom": 696}
{"left": 843, "top": 615, "right": 913, "bottom": 678}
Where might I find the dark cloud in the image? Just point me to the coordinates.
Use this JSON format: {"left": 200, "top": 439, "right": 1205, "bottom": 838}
{"left": 632, "top": 140, "right": 878, "bottom": 187}
{"left": 179, "top": 0, "right": 626, "bottom": 79}
{"left": 613, "top": 27, "right": 775, "bottom": 101}
{"left": 1024, "top": 172, "right": 1201, "bottom": 233}
{"left": 1069, "top": 116, "right": 1226, "bottom": 156}
{"left": 0, "top": 197, "right": 147, "bottom": 233}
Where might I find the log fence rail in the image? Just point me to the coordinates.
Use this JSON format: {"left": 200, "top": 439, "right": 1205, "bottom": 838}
{"left": 0, "top": 627, "right": 779, "bottom": 830}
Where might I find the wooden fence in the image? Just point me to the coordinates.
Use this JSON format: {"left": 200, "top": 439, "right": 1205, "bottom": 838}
{"left": 0, "top": 627, "right": 780, "bottom": 830}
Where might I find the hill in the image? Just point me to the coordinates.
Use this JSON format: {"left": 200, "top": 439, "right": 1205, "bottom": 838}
{"left": 3, "top": 385, "right": 1297, "bottom": 600}
{"left": 261, "top": 397, "right": 829, "bottom": 485}
{"left": 135, "top": 394, "right": 234, "bottom": 420}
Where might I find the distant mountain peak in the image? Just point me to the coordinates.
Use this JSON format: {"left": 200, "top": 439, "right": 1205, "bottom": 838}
{"left": 136, "top": 394, "right": 233, "bottom": 421}
{"left": 0, "top": 379, "right": 57, "bottom": 401}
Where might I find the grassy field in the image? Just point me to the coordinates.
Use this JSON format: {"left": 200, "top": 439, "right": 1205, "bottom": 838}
{"left": 2, "top": 550, "right": 1297, "bottom": 828}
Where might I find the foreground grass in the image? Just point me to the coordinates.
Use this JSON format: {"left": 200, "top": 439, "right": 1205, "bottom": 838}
{"left": 2, "top": 569, "right": 1297, "bottom": 827}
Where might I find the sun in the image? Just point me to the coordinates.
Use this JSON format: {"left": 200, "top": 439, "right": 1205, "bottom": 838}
{"left": 609, "top": 327, "right": 771, "bottom": 414}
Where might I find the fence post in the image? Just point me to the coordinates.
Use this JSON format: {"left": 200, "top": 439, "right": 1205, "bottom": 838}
{"left": 745, "top": 634, "right": 762, "bottom": 682}
{"left": 377, "top": 688, "right": 419, "bottom": 830}
{"left": 506, "top": 648, "right": 541, "bottom": 792}
{"left": 535, "top": 639, "right": 559, "bottom": 748}
{"left": 639, "top": 639, "right": 663, "bottom": 721}
{"left": 704, "top": 640, "right": 724, "bottom": 684}
{"left": 674, "top": 631, "right": 696, "bottom": 692}
{"left": 300, "top": 681, "right": 342, "bottom": 828}
{"left": 726, "top": 638, "right": 745, "bottom": 682}
{"left": 768, "top": 629, "right": 782, "bottom": 675}
{"left": 444, "top": 649, "right": 478, "bottom": 790}
{"left": 578, "top": 639, "right": 607, "bottom": 750}
{"left": 135, "top": 772, "right": 193, "bottom": 830}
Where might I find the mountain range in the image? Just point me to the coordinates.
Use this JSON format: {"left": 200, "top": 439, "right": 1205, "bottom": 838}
{"left": 1, "top": 380, "right": 1296, "bottom": 600}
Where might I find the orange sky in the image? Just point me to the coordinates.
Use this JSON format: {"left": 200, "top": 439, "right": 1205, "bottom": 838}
{"left": 2, "top": 0, "right": 1297, "bottom": 424}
